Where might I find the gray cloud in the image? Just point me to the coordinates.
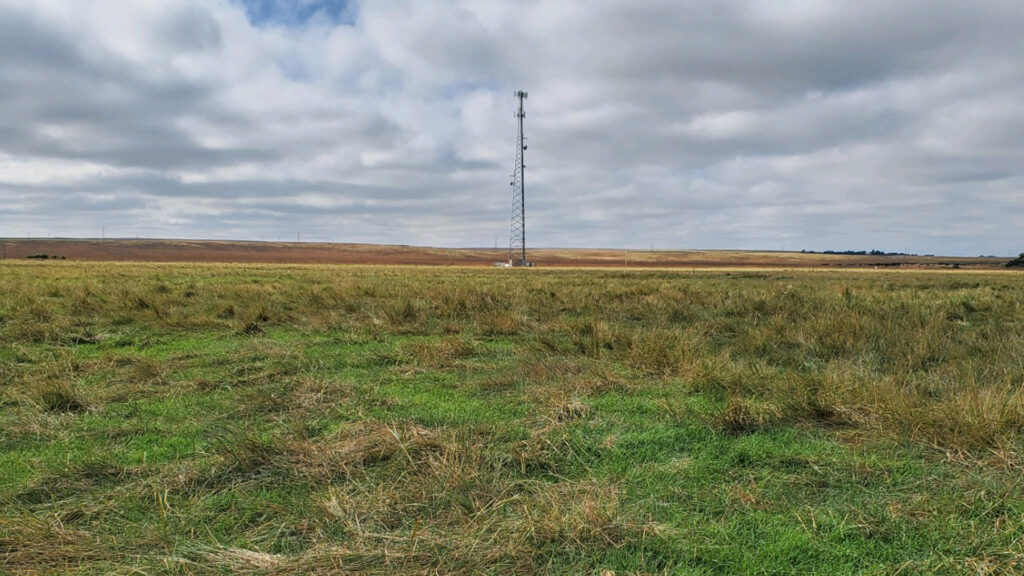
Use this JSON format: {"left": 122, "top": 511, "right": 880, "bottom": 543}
{"left": 1, "top": 0, "right": 1022, "bottom": 255}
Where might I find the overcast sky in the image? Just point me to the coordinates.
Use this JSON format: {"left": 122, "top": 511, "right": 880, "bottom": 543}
{"left": 2, "top": 0, "right": 1022, "bottom": 255}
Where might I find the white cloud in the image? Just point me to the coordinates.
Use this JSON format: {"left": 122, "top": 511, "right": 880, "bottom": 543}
{"left": 0, "top": 0, "right": 1022, "bottom": 254}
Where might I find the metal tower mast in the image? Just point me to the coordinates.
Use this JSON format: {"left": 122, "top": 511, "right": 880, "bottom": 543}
{"left": 509, "top": 90, "right": 529, "bottom": 266}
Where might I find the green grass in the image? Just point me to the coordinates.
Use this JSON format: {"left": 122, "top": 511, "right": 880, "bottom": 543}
{"left": 2, "top": 261, "right": 1024, "bottom": 574}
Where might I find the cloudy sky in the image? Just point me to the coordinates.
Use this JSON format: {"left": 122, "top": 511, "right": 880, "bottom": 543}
{"left": 2, "top": 0, "right": 1022, "bottom": 255}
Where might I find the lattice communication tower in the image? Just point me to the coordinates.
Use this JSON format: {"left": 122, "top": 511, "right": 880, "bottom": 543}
{"left": 508, "top": 90, "right": 532, "bottom": 267}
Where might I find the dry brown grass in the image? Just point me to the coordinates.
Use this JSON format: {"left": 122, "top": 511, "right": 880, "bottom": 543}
{"left": 0, "top": 238, "right": 1007, "bottom": 269}
{"left": 0, "top": 516, "right": 110, "bottom": 573}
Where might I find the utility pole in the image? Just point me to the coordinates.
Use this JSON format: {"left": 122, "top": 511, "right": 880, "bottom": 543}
{"left": 508, "top": 90, "right": 530, "bottom": 267}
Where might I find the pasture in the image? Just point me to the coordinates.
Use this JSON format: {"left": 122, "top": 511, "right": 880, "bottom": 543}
{"left": 2, "top": 261, "right": 1023, "bottom": 574}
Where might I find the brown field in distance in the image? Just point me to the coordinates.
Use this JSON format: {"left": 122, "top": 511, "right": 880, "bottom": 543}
{"left": 0, "top": 238, "right": 1007, "bottom": 268}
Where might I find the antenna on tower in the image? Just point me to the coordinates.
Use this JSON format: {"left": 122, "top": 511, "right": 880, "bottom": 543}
{"left": 508, "top": 90, "right": 533, "bottom": 267}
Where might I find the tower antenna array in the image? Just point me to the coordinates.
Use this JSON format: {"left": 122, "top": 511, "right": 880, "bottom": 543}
{"left": 508, "top": 90, "right": 531, "bottom": 267}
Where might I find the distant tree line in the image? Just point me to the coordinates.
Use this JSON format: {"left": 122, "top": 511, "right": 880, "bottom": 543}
{"left": 1007, "top": 253, "right": 1024, "bottom": 268}
{"left": 800, "top": 249, "right": 920, "bottom": 256}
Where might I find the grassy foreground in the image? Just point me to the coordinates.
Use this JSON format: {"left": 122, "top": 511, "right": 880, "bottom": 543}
{"left": 2, "top": 262, "right": 1023, "bottom": 575}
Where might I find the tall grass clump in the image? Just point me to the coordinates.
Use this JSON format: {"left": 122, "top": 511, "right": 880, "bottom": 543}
{"left": 37, "top": 381, "right": 92, "bottom": 414}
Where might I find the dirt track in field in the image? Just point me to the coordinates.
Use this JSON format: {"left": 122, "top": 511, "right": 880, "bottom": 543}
{"left": 0, "top": 238, "right": 1006, "bottom": 269}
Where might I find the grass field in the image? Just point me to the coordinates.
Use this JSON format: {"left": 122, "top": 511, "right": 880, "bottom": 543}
{"left": 2, "top": 261, "right": 1023, "bottom": 574}
{"left": 0, "top": 238, "right": 1007, "bottom": 269}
